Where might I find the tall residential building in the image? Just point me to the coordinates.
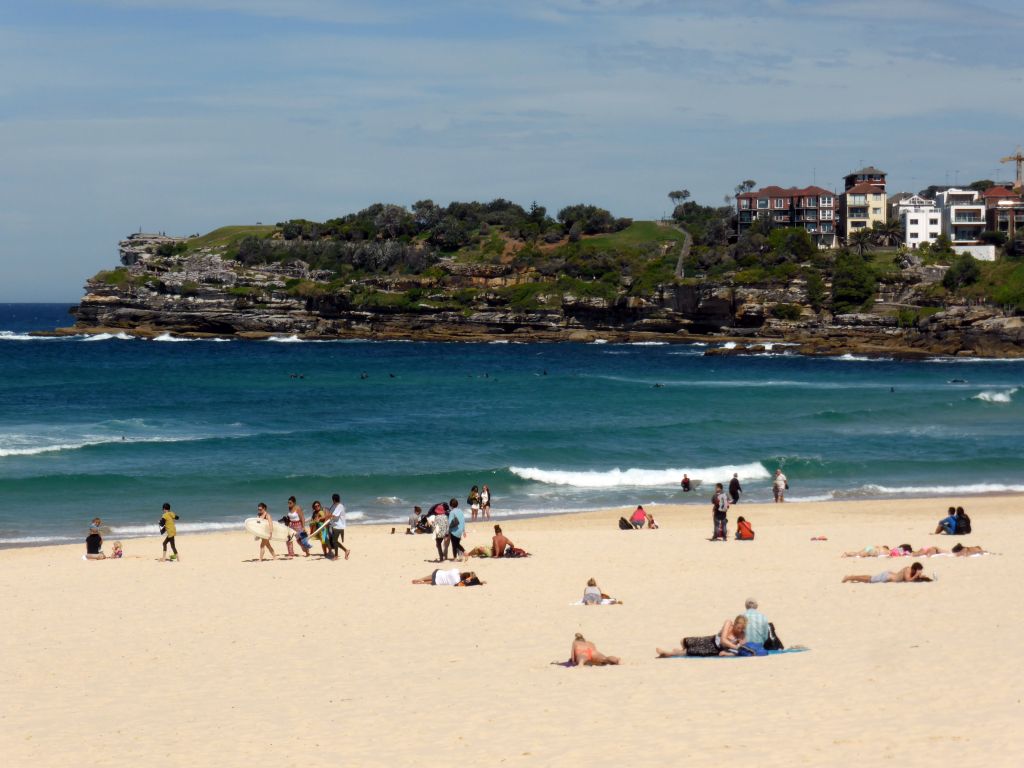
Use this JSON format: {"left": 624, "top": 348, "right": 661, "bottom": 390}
{"left": 935, "top": 188, "right": 994, "bottom": 260}
{"left": 892, "top": 194, "right": 941, "bottom": 249}
{"left": 839, "top": 166, "right": 887, "bottom": 239}
{"left": 735, "top": 185, "right": 837, "bottom": 248}
{"left": 982, "top": 185, "right": 1024, "bottom": 240}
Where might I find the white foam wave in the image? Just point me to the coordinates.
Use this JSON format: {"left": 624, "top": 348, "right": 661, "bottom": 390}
{"left": 152, "top": 333, "right": 195, "bottom": 342}
{"left": 84, "top": 332, "right": 133, "bottom": 341}
{"left": 835, "top": 353, "right": 875, "bottom": 362}
{"left": 109, "top": 521, "right": 244, "bottom": 536}
{"left": 0, "top": 331, "right": 66, "bottom": 341}
{"left": 591, "top": 339, "right": 608, "bottom": 344}
{"left": 267, "top": 334, "right": 304, "bottom": 343}
{"left": 0, "top": 534, "right": 80, "bottom": 546}
{"left": 374, "top": 496, "right": 403, "bottom": 505}
{"left": 839, "top": 482, "right": 1024, "bottom": 497}
{"left": 509, "top": 462, "right": 769, "bottom": 488}
{"left": 720, "top": 342, "right": 737, "bottom": 349}
{"left": 0, "top": 433, "right": 214, "bottom": 458}
{"left": 972, "top": 388, "right": 1017, "bottom": 403}
{"left": 629, "top": 341, "right": 668, "bottom": 346}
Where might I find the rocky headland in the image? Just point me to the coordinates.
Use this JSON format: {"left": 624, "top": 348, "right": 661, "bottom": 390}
{"left": 54, "top": 213, "right": 1024, "bottom": 359}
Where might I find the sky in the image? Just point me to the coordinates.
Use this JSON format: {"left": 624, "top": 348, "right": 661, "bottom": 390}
{"left": 2, "top": 0, "right": 1023, "bottom": 301}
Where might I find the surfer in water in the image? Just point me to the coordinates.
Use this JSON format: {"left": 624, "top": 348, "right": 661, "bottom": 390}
{"left": 257, "top": 503, "right": 276, "bottom": 561}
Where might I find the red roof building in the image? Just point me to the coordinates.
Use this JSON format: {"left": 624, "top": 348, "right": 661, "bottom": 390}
{"left": 736, "top": 185, "right": 837, "bottom": 247}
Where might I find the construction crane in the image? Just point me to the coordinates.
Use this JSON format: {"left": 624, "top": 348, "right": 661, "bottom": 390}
{"left": 1001, "top": 146, "right": 1024, "bottom": 191}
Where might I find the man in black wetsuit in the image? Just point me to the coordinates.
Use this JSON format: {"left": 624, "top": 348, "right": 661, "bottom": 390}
{"left": 728, "top": 473, "right": 742, "bottom": 505}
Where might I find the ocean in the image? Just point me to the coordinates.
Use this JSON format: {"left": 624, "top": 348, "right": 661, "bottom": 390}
{"left": 1, "top": 302, "right": 1022, "bottom": 546}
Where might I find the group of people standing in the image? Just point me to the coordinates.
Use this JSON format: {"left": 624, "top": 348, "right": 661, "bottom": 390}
{"left": 407, "top": 485, "right": 494, "bottom": 561}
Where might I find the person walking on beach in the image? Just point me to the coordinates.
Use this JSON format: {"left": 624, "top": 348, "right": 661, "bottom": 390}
{"left": 285, "top": 496, "right": 310, "bottom": 558}
{"left": 256, "top": 503, "right": 276, "bottom": 561}
{"left": 468, "top": 486, "right": 482, "bottom": 521}
{"left": 448, "top": 498, "right": 466, "bottom": 562}
{"left": 481, "top": 485, "right": 492, "bottom": 520}
{"left": 327, "top": 493, "right": 351, "bottom": 561}
{"left": 309, "top": 500, "right": 330, "bottom": 556}
{"left": 431, "top": 503, "right": 450, "bottom": 562}
{"left": 159, "top": 502, "right": 179, "bottom": 561}
{"left": 711, "top": 483, "right": 729, "bottom": 541}
{"left": 729, "top": 473, "right": 742, "bottom": 505}
{"left": 773, "top": 469, "right": 788, "bottom": 503}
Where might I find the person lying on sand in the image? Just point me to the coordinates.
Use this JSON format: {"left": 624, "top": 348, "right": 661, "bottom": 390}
{"left": 843, "top": 562, "right": 932, "bottom": 583}
{"left": 657, "top": 616, "right": 747, "bottom": 657}
{"left": 411, "top": 569, "right": 483, "bottom": 587}
{"left": 569, "top": 633, "right": 620, "bottom": 666}
{"left": 841, "top": 544, "right": 912, "bottom": 558}
{"left": 952, "top": 543, "right": 989, "bottom": 556}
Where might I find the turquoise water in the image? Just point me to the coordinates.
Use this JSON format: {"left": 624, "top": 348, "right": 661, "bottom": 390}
{"left": 1, "top": 303, "right": 1022, "bottom": 546}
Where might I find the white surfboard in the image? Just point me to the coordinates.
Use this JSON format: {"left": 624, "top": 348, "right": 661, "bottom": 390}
{"left": 244, "top": 517, "right": 296, "bottom": 543}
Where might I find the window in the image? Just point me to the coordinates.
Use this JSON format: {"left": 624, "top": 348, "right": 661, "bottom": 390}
{"left": 852, "top": 221, "right": 866, "bottom": 229}
{"left": 820, "top": 210, "right": 832, "bottom": 220}
{"left": 929, "top": 218, "right": 938, "bottom": 225}
{"left": 909, "top": 219, "right": 919, "bottom": 225}
{"left": 740, "top": 199, "right": 750, "bottom": 209}
{"left": 820, "top": 196, "right": 832, "bottom": 206}
{"left": 873, "top": 193, "right": 882, "bottom": 200}
{"left": 757, "top": 199, "right": 768, "bottom": 209}
{"left": 910, "top": 233, "right": 919, "bottom": 239}
{"left": 804, "top": 210, "right": 816, "bottom": 221}
{"left": 804, "top": 197, "right": 817, "bottom": 207}
{"left": 821, "top": 223, "right": 833, "bottom": 233}
{"left": 850, "top": 194, "right": 866, "bottom": 204}
{"left": 872, "top": 208, "right": 881, "bottom": 215}
{"left": 774, "top": 198, "right": 785, "bottom": 209}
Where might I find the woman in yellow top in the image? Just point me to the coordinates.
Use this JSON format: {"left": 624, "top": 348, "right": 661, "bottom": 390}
{"left": 160, "top": 502, "right": 180, "bottom": 561}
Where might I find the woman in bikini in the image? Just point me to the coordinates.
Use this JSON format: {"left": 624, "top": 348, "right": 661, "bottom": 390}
{"left": 657, "top": 615, "right": 747, "bottom": 657}
{"left": 570, "top": 633, "right": 620, "bottom": 666}
{"left": 411, "top": 569, "right": 483, "bottom": 587}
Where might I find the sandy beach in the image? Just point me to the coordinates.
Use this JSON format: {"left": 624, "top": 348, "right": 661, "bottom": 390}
{"left": 1, "top": 495, "right": 1021, "bottom": 767}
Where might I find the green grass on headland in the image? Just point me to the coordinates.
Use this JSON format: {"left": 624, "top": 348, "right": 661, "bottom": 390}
{"left": 582, "top": 221, "right": 685, "bottom": 249}
{"left": 186, "top": 225, "right": 277, "bottom": 251}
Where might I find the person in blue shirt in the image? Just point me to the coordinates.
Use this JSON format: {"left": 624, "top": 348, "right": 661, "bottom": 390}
{"left": 447, "top": 498, "right": 466, "bottom": 561}
{"left": 934, "top": 506, "right": 957, "bottom": 535}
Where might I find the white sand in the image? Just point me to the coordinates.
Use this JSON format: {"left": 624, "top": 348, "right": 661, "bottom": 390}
{"left": 1, "top": 495, "right": 1021, "bottom": 767}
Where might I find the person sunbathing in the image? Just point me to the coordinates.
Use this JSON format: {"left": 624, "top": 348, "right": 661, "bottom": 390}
{"left": 841, "top": 544, "right": 911, "bottom": 558}
{"left": 657, "top": 616, "right": 747, "bottom": 657}
{"left": 843, "top": 562, "right": 931, "bottom": 583}
{"left": 569, "top": 633, "right": 620, "bottom": 666}
{"left": 911, "top": 545, "right": 949, "bottom": 556}
{"left": 411, "top": 569, "right": 483, "bottom": 586}
{"left": 953, "top": 543, "right": 988, "bottom": 556}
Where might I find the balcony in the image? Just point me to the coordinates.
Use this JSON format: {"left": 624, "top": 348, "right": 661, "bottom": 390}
{"left": 953, "top": 216, "right": 983, "bottom": 224}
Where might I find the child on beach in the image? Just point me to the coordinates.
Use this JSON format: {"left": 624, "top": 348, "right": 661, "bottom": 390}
{"left": 110, "top": 541, "right": 123, "bottom": 559}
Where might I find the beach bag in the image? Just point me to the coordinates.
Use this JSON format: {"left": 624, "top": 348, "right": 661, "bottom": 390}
{"left": 618, "top": 517, "right": 632, "bottom": 531}
{"left": 737, "top": 643, "right": 768, "bottom": 657}
{"left": 763, "top": 623, "right": 784, "bottom": 651}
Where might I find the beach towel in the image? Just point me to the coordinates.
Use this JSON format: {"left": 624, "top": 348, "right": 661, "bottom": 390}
{"left": 569, "top": 599, "right": 618, "bottom": 606}
{"left": 666, "top": 648, "right": 809, "bottom": 659}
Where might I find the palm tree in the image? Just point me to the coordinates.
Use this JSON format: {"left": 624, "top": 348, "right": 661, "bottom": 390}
{"left": 872, "top": 219, "right": 902, "bottom": 247}
{"left": 847, "top": 228, "right": 876, "bottom": 259}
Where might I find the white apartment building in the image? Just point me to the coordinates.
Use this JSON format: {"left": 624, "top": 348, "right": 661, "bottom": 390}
{"left": 934, "top": 188, "right": 995, "bottom": 260}
{"left": 894, "top": 194, "right": 941, "bottom": 248}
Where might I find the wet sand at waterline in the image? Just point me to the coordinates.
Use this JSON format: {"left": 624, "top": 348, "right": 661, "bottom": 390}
{"left": 1, "top": 495, "right": 1020, "bottom": 767}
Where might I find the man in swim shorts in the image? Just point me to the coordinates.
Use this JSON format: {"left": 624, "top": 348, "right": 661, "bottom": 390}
{"left": 843, "top": 562, "right": 931, "bottom": 583}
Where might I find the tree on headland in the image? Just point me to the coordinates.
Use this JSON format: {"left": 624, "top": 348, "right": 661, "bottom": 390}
{"left": 668, "top": 189, "right": 691, "bottom": 207}
{"left": 871, "top": 219, "right": 902, "bottom": 247}
{"left": 847, "top": 228, "right": 875, "bottom": 259}
{"left": 942, "top": 254, "right": 980, "bottom": 291}
{"left": 734, "top": 180, "right": 757, "bottom": 197}
{"left": 832, "top": 251, "right": 877, "bottom": 313}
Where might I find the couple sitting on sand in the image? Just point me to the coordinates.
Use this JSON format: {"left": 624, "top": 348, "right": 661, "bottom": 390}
{"left": 655, "top": 599, "right": 775, "bottom": 657}
{"left": 462, "top": 525, "right": 530, "bottom": 558}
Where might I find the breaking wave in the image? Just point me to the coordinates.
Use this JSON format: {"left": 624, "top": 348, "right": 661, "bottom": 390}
{"left": 509, "top": 462, "right": 769, "bottom": 488}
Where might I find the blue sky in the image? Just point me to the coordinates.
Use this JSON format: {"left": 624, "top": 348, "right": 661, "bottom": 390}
{"left": 2, "top": 0, "right": 1023, "bottom": 301}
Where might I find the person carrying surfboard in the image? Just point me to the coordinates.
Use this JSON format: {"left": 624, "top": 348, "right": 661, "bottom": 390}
{"left": 256, "top": 503, "right": 276, "bottom": 561}
{"left": 327, "top": 493, "right": 351, "bottom": 561}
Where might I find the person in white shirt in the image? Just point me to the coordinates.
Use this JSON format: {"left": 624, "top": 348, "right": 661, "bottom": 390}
{"left": 773, "top": 469, "right": 788, "bottom": 503}
{"left": 328, "top": 493, "right": 351, "bottom": 561}
{"left": 411, "top": 569, "right": 483, "bottom": 586}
